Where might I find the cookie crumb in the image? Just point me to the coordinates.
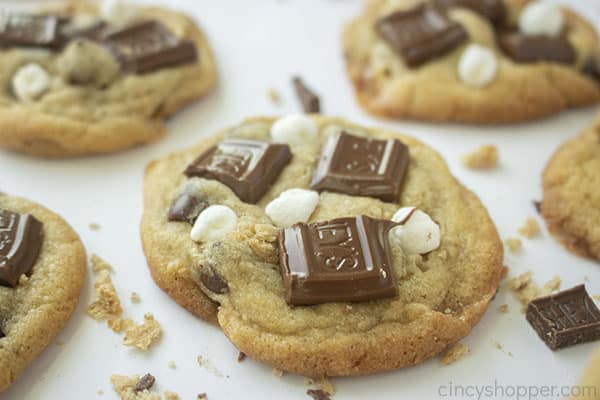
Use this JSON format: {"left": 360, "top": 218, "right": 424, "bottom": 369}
{"left": 131, "top": 292, "right": 141, "bottom": 303}
{"left": 509, "top": 272, "right": 561, "bottom": 310}
{"left": 494, "top": 342, "right": 503, "bottom": 350}
{"left": 306, "top": 389, "right": 331, "bottom": 400}
{"left": 593, "top": 295, "right": 600, "bottom": 301}
{"left": 498, "top": 304, "right": 509, "bottom": 314}
{"left": 89, "top": 222, "right": 101, "bottom": 230}
{"left": 111, "top": 373, "right": 169, "bottom": 400}
{"left": 267, "top": 88, "right": 281, "bottom": 104}
{"left": 440, "top": 343, "right": 469, "bottom": 365}
{"left": 505, "top": 238, "right": 522, "bottom": 252}
{"left": 197, "top": 394, "right": 207, "bottom": 400}
{"left": 168, "top": 360, "right": 176, "bottom": 369}
{"left": 518, "top": 217, "right": 541, "bottom": 238}
{"left": 91, "top": 254, "right": 113, "bottom": 273}
{"left": 272, "top": 368, "right": 284, "bottom": 377}
{"left": 87, "top": 269, "right": 123, "bottom": 327}
{"left": 164, "top": 391, "right": 178, "bottom": 400}
{"left": 122, "top": 313, "right": 162, "bottom": 351}
{"left": 237, "top": 352, "right": 247, "bottom": 362}
{"left": 461, "top": 145, "right": 498, "bottom": 170}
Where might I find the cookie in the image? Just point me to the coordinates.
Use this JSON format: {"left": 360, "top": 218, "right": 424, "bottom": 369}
{"left": 0, "top": 0, "right": 217, "bottom": 157}
{"left": 342, "top": 0, "right": 600, "bottom": 123}
{"left": 0, "top": 193, "right": 86, "bottom": 392}
{"left": 141, "top": 116, "right": 503, "bottom": 376}
{"left": 541, "top": 114, "right": 600, "bottom": 260}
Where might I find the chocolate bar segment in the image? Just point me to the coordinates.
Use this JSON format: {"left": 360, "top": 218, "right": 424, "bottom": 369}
{"left": 0, "top": 13, "right": 61, "bottom": 48}
{"left": 526, "top": 285, "right": 600, "bottom": 350}
{"left": 434, "top": 0, "right": 506, "bottom": 25}
{"left": 102, "top": 20, "right": 197, "bottom": 73}
{"left": 167, "top": 193, "right": 208, "bottom": 224}
{"left": 293, "top": 77, "right": 320, "bottom": 113}
{"left": 310, "top": 131, "right": 409, "bottom": 202}
{"left": 498, "top": 33, "right": 575, "bottom": 65}
{"left": 0, "top": 209, "right": 43, "bottom": 287}
{"left": 278, "top": 215, "right": 398, "bottom": 306}
{"left": 375, "top": 4, "right": 468, "bottom": 67}
{"left": 185, "top": 139, "right": 292, "bottom": 204}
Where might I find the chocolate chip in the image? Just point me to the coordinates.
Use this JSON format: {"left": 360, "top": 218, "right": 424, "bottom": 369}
{"left": 134, "top": 373, "right": 156, "bottom": 392}
{"left": 237, "top": 352, "right": 247, "bottom": 362}
{"left": 200, "top": 267, "right": 229, "bottom": 294}
{"left": 306, "top": 389, "right": 331, "bottom": 400}
{"left": 167, "top": 193, "right": 208, "bottom": 224}
{"left": 292, "top": 77, "right": 320, "bottom": 113}
{"left": 498, "top": 32, "right": 575, "bottom": 65}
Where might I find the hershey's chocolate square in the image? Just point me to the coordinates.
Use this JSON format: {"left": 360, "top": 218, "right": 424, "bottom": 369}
{"left": 185, "top": 139, "right": 292, "bottom": 204}
{"left": 375, "top": 3, "right": 468, "bottom": 67}
{"left": 498, "top": 33, "right": 575, "bottom": 65}
{"left": 0, "top": 209, "right": 43, "bottom": 287}
{"left": 0, "top": 13, "right": 61, "bottom": 48}
{"left": 434, "top": 0, "right": 506, "bottom": 25}
{"left": 278, "top": 215, "right": 398, "bottom": 306}
{"left": 526, "top": 285, "right": 600, "bottom": 350}
{"left": 310, "top": 131, "right": 409, "bottom": 202}
{"left": 102, "top": 20, "right": 197, "bottom": 73}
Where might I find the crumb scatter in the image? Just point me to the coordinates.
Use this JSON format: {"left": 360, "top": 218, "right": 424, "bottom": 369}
{"left": 518, "top": 218, "right": 541, "bottom": 238}
{"left": 462, "top": 145, "right": 498, "bottom": 170}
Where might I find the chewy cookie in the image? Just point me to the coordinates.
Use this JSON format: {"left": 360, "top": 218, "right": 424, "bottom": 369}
{"left": 0, "top": 193, "right": 86, "bottom": 392}
{"left": 541, "top": 114, "right": 600, "bottom": 261}
{"left": 0, "top": 0, "right": 216, "bottom": 157}
{"left": 141, "top": 115, "right": 503, "bottom": 376}
{"left": 343, "top": 0, "right": 600, "bottom": 123}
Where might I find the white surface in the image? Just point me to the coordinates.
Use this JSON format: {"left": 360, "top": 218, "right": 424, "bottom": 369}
{"left": 1, "top": 1, "right": 600, "bottom": 399}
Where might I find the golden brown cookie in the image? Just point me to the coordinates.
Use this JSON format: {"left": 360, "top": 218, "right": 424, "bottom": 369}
{"left": 141, "top": 116, "right": 503, "bottom": 376}
{"left": 541, "top": 114, "right": 600, "bottom": 260}
{"left": 0, "top": 193, "right": 86, "bottom": 392}
{"left": 342, "top": 0, "right": 600, "bottom": 123}
{"left": 0, "top": 1, "right": 217, "bottom": 157}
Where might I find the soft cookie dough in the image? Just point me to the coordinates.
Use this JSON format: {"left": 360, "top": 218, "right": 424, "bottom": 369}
{"left": 0, "top": 193, "right": 86, "bottom": 392}
{"left": 141, "top": 116, "right": 503, "bottom": 376}
{"left": 541, "top": 114, "right": 600, "bottom": 261}
{"left": 0, "top": 1, "right": 217, "bottom": 157}
{"left": 342, "top": 0, "right": 600, "bottom": 123}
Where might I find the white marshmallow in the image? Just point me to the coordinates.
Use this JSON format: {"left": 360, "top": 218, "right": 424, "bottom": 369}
{"left": 270, "top": 115, "right": 318, "bottom": 147}
{"left": 458, "top": 44, "right": 498, "bottom": 88}
{"left": 265, "top": 188, "right": 319, "bottom": 227}
{"left": 190, "top": 205, "right": 238, "bottom": 242}
{"left": 100, "top": 0, "right": 139, "bottom": 25}
{"left": 391, "top": 207, "right": 441, "bottom": 255}
{"left": 519, "top": 2, "right": 564, "bottom": 38}
{"left": 12, "top": 63, "right": 50, "bottom": 102}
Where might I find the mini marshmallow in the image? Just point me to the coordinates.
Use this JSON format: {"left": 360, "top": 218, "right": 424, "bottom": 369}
{"left": 265, "top": 188, "right": 319, "bottom": 227}
{"left": 270, "top": 115, "right": 318, "bottom": 147}
{"left": 519, "top": 2, "right": 564, "bottom": 38}
{"left": 458, "top": 44, "right": 498, "bottom": 88}
{"left": 100, "top": 0, "right": 139, "bottom": 25}
{"left": 190, "top": 205, "right": 238, "bottom": 242}
{"left": 12, "top": 63, "right": 50, "bottom": 102}
{"left": 391, "top": 207, "right": 441, "bottom": 255}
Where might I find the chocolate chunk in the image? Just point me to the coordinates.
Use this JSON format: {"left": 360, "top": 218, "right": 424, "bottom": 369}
{"left": 498, "top": 33, "right": 575, "bottom": 65}
{"left": 375, "top": 4, "right": 468, "bottom": 67}
{"left": 307, "top": 389, "right": 331, "bottom": 400}
{"left": 0, "top": 325, "right": 4, "bottom": 339}
{"left": 237, "top": 352, "right": 247, "bottom": 362}
{"left": 583, "top": 56, "right": 600, "bottom": 81}
{"left": 200, "top": 266, "right": 229, "bottom": 295}
{"left": 526, "top": 285, "right": 600, "bottom": 350}
{"left": 185, "top": 140, "right": 292, "bottom": 204}
{"left": 278, "top": 215, "right": 398, "bottom": 306}
{"left": 0, "top": 209, "right": 43, "bottom": 288}
{"left": 434, "top": 0, "right": 506, "bottom": 25}
{"left": 167, "top": 193, "right": 208, "bottom": 224}
{"left": 310, "top": 131, "right": 409, "bottom": 202}
{"left": 102, "top": 20, "right": 197, "bottom": 74}
{"left": 292, "top": 77, "right": 320, "bottom": 113}
{"left": 134, "top": 373, "right": 155, "bottom": 392}
{"left": 0, "top": 13, "right": 61, "bottom": 48}
{"left": 533, "top": 200, "right": 542, "bottom": 214}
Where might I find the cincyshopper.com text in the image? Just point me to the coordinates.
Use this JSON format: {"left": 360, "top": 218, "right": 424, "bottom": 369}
{"left": 438, "top": 380, "right": 597, "bottom": 399}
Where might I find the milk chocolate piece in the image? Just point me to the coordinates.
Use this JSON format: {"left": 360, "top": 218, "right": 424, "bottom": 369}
{"left": 134, "top": 373, "right": 155, "bottom": 392}
{"left": 102, "top": 20, "right": 197, "bottom": 73}
{"left": 434, "top": 0, "right": 506, "bottom": 25}
{"left": 0, "top": 209, "right": 43, "bottom": 287}
{"left": 292, "top": 77, "right": 320, "bottom": 113}
{"left": 526, "top": 285, "right": 600, "bottom": 350}
{"left": 583, "top": 56, "right": 600, "bottom": 81}
{"left": 278, "top": 215, "right": 398, "bottom": 306}
{"left": 498, "top": 33, "right": 575, "bottom": 65}
{"left": 185, "top": 139, "right": 292, "bottom": 204}
{"left": 0, "top": 13, "right": 61, "bottom": 48}
{"left": 200, "top": 266, "right": 229, "bottom": 295}
{"left": 167, "top": 193, "right": 208, "bottom": 224}
{"left": 307, "top": 389, "right": 331, "bottom": 400}
{"left": 310, "top": 131, "right": 409, "bottom": 202}
{"left": 375, "top": 4, "right": 468, "bottom": 67}
{"left": 0, "top": 328, "right": 4, "bottom": 339}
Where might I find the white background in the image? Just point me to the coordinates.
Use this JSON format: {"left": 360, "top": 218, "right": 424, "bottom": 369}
{"left": 1, "top": 0, "right": 600, "bottom": 399}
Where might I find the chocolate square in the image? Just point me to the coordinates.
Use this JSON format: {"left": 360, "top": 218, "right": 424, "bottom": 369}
{"left": 0, "top": 209, "right": 43, "bottom": 287}
{"left": 0, "top": 13, "right": 61, "bottom": 48}
{"left": 278, "top": 215, "right": 398, "bottom": 306}
{"left": 375, "top": 3, "right": 468, "bottom": 67}
{"left": 184, "top": 139, "right": 292, "bottom": 204}
{"left": 310, "top": 131, "right": 409, "bottom": 202}
{"left": 102, "top": 20, "right": 198, "bottom": 74}
{"left": 498, "top": 33, "right": 575, "bottom": 65}
{"left": 434, "top": 0, "right": 506, "bottom": 25}
{"left": 526, "top": 285, "right": 600, "bottom": 350}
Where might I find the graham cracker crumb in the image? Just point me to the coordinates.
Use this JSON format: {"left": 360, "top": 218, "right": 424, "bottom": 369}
{"left": 272, "top": 368, "right": 284, "bottom": 377}
{"left": 237, "top": 352, "right": 247, "bottom": 362}
{"left": 267, "top": 88, "right": 281, "bottom": 104}
{"left": 168, "top": 361, "right": 176, "bottom": 369}
{"left": 131, "top": 292, "right": 141, "bottom": 303}
{"left": 91, "top": 254, "right": 113, "bottom": 273}
{"left": 89, "top": 222, "right": 101, "bottom": 231}
{"left": 498, "top": 304, "right": 509, "bottom": 314}
{"left": 509, "top": 272, "right": 561, "bottom": 311}
{"left": 518, "top": 217, "right": 541, "bottom": 238}
{"left": 505, "top": 238, "right": 522, "bottom": 252}
{"left": 122, "top": 313, "right": 162, "bottom": 351}
{"left": 111, "top": 374, "right": 161, "bottom": 400}
{"left": 87, "top": 269, "right": 123, "bottom": 327}
{"left": 462, "top": 145, "right": 498, "bottom": 170}
{"left": 440, "top": 343, "right": 470, "bottom": 365}
{"left": 501, "top": 266, "right": 509, "bottom": 280}
{"left": 164, "top": 391, "right": 179, "bottom": 400}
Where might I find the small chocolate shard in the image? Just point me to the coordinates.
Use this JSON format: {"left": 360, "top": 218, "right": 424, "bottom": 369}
{"left": 0, "top": 327, "right": 4, "bottom": 339}
{"left": 292, "top": 77, "right": 320, "bottom": 113}
{"left": 533, "top": 200, "right": 541, "bottom": 214}
{"left": 526, "top": 285, "right": 600, "bottom": 350}
{"left": 434, "top": 0, "right": 506, "bottom": 25}
{"left": 375, "top": 3, "right": 468, "bottom": 67}
{"left": 167, "top": 193, "right": 208, "bottom": 224}
{"left": 200, "top": 267, "right": 229, "bottom": 295}
{"left": 498, "top": 33, "right": 575, "bottom": 65}
{"left": 102, "top": 20, "right": 197, "bottom": 73}
{"left": 134, "top": 373, "right": 155, "bottom": 392}
{"left": 0, "top": 13, "right": 61, "bottom": 48}
{"left": 306, "top": 389, "right": 331, "bottom": 400}
{"left": 237, "top": 352, "right": 247, "bottom": 362}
